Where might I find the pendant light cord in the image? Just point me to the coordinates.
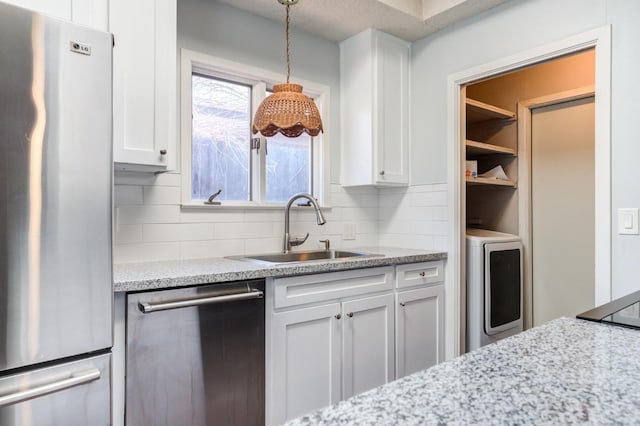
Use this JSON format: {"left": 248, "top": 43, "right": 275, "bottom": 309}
{"left": 285, "top": 3, "right": 291, "bottom": 83}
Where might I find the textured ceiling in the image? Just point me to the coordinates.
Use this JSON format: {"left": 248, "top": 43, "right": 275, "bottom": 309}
{"left": 215, "top": 0, "right": 509, "bottom": 42}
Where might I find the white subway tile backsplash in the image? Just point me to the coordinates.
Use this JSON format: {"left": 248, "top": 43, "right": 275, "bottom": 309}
{"left": 406, "top": 206, "right": 433, "bottom": 221}
{"left": 143, "top": 223, "right": 215, "bottom": 242}
{"left": 114, "top": 242, "right": 181, "bottom": 263}
{"left": 381, "top": 219, "right": 415, "bottom": 235}
{"left": 244, "top": 237, "right": 282, "bottom": 254}
{"left": 143, "top": 186, "right": 181, "bottom": 205}
{"left": 432, "top": 206, "right": 449, "bottom": 221}
{"left": 213, "top": 222, "right": 279, "bottom": 240}
{"left": 322, "top": 207, "right": 343, "bottom": 221}
{"left": 114, "top": 224, "right": 143, "bottom": 244}
{"left": 378, "top": 193, "right": 406, "bottom": 208}
{"left": 113, "top": 178, "right": 449, "bottom": 263}
{"left": 114, "top": 185, "right": 143, "bottom": 205}
{"left": 357, "top": 220, "right": 379, "bottom": 235}
{"left": 353, "top": 194, "right": 377, "bottom": 209}
{"left": 244, "top": 210, "right": 282, "bottom": 223}
{"left": 180, "top": 208, "right": 244, "bottom": 223}
{"left": 341, "top": 207, "right": 377, "bottom": 222}
{"left": 180, "top": 239, "right": 244, "bottom": 259}
{"left": 410, "top": 191, "right": 447, "bottom": 207}
{"left": 117, "top": 205, "right": 181, "bottom": 225}
{"left": 415, "top": 220, "right": 448, "bottom": 236}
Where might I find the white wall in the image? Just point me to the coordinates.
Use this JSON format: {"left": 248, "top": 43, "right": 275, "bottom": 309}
{"left": 410, "top": 0, "right": 640, "bottom": 297}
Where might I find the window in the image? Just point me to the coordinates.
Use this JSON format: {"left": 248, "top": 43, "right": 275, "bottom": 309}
{"left": 181, "top": 50, "right": 329, "bottom": 208}
{"left": 191, "top": 74, "right": 251, "bottom": 202}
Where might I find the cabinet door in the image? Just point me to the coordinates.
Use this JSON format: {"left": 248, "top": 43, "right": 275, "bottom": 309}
{"left": 396, "top": 285, "right": 445, "bottom": 379}
{"left": 342, "top": 293, "right": 395, "bottom": 399}
{"left": 2, "top": 0, "right": 71, "bottom": 19}
{"left": 374, "top": 31, "right": 409, "bottom": 185}
{"left": 340, "top": 29, "right": 409, "bottom": 187}
{"left": 110, "top": 0, "right": 176, "bottom": 170}
{"left": 3, "top": 0, "right": 107, "bottom": 30}
{"left": 270, "top": 303, "right": 341, "bottom": 425}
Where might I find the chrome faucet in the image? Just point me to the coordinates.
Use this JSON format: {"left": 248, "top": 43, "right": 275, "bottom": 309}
{"left": 283, "top": 193, "right": 326, "bottom": 253}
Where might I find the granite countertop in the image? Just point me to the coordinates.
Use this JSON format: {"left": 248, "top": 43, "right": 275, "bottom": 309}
{"left": 113, "top": 247, "right": 447, "bottom": 292}
{"left": 286, "top": 317, "right": 640, "bottom": 425}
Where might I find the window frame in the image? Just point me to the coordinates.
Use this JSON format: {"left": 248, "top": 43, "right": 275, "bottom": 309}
{"left": 180, "top": 48, "right": 330, "bottom": 208}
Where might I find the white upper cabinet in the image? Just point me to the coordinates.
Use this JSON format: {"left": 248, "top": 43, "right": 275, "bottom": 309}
{"left": 110, "top": 0, "right": 177, "bottom": 171}
{"left": 4, "top": 0, "right": 108, "bottom": 30}
{"left": 340, "top": 29, "right": 410, "bottom": 187}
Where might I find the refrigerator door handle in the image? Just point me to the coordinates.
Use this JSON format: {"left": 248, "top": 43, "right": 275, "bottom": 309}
{"left": 0, "top": 368, "right": 101, "bottom": 407}
{"left": 138, "top": 289, "right": 264, "bottom": 314}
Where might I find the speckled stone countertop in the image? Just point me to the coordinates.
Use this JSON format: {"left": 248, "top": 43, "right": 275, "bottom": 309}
{"left": 286, "top": 317, "right": 640, "bottom": 425}
{"left": 113, "top": 247, "right": 447, "bottom": 292}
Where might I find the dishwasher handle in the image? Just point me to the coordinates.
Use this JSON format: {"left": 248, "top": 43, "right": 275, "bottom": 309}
{"left": 138, "top": 288, "right": 264, "bottom": 314}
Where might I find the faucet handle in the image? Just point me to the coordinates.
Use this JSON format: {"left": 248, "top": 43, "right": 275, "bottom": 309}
{"left": 289, "top": 232, "right": 309, "bottom": 247}
{"left": 319, "top": 239, "right": 330, "bottom": 251}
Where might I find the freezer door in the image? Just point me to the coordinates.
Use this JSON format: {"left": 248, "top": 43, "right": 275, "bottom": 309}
{"left": 0, "top": 353, "right": 111, "bottom": 426}
{"left": 0, "top": 3, "right": 113, "bottom": 371}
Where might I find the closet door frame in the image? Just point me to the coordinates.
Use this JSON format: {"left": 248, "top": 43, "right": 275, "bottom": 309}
{"left": 447, "top": 26, "right": 611, "bottom": 356}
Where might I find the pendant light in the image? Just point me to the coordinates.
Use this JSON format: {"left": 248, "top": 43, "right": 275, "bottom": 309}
{"left": 252, "top": 0, "right": 323, "bottom": 138}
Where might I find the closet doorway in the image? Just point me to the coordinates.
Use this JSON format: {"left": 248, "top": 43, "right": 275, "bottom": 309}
{"left": 464, "top": 48, "right": 597, "bottom": 330}
{"left": 448, "top": 27, "right": 611, "bottom": 357}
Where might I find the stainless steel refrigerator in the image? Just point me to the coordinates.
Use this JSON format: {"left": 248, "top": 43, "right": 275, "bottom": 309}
{"left": 0, "top": 2, "right": 113, "bottom": 425}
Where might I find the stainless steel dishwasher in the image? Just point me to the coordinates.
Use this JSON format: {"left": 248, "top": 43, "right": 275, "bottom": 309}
{"left": 126, "top": 280, "right": 265, "bottom": 426}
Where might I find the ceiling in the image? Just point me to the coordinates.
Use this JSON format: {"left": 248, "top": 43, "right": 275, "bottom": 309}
{"left": 215, "top": 0, "right": 510, "bottom": 42}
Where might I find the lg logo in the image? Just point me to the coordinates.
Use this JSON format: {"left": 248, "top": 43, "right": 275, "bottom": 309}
{"left": 70, "top": 41, "right": 91, "bottom": 56}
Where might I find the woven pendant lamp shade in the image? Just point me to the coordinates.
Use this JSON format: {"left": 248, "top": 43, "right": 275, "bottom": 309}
{"left": 252, "top": 83, "right": 323, "bottom": 137}
{"left": 252, "top": 0, "right": 323, "bottom": 138}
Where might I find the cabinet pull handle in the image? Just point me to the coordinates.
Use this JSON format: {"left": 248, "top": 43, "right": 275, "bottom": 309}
{"left": 419, "top": 272, "right": 426, "bottom": 277}
{"left": 335, "top": 314, "right": 342, "bottom": 320}
{"left": 159, "top": 149, "right": 167, "bottom": 155}
{"left": 379, "top": 170, "right": 385, "bottom": 176}
{"left": 400, "top": 302, "right": 406, "bottom": 307}
{"left": 347, "top": 312, "right": 354, "bottom": 318}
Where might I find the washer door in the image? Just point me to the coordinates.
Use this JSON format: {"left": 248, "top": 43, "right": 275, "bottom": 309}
{"left": 484, "top": 241, "right": 523, "bottom": 335}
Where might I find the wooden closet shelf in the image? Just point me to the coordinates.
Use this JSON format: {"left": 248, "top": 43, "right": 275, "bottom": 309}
{"left": 466, "top": 140, "right": 516, "bottom": 156}
{"left": 466, "top": 176, "right": 516, "bottom": 188}
{"left": 466, "top": 98, "right": 516, "bottom": 124}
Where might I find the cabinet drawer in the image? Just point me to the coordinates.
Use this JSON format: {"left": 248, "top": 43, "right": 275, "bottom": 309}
{"left": 396, "top": 261, "right": 444, "bottom": 289}
{"left": 273, "top": 267, "right": 394, "bottom": 309}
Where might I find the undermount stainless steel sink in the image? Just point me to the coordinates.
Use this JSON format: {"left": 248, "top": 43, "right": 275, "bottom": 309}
{"left": 229, "top": 250, "right": 379, "bottom": 265}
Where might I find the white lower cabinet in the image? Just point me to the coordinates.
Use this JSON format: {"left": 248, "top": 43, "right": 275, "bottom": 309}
{"left": 269, "top": 294, "right": 394, "bottom": 425}
{"left": 270, "top": 303, "right": 342, "bottom": 424}
{"left": 396, "top": 285, "right": 445, "bottom": 379}
{"left": 267, "top": 263, "right": 445, "bottom": 425}
{"left": 342, "top": 293, "right": 395, "bottom": 399}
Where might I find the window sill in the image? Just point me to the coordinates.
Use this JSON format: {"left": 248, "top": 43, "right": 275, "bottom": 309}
{"left": 180, "top": 202, "right": 332, "bottom": 211}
